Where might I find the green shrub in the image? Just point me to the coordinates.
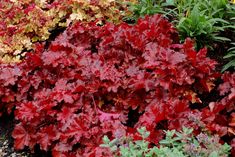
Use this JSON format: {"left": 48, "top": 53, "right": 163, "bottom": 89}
{"left": 128, "top": 0, "right": 235, "bottom": 48}
{"left": 176, "top": 3, "right": 231, "bottom": 49}
{"left": 125, "top": 0, "right": 165, "bottom": 20}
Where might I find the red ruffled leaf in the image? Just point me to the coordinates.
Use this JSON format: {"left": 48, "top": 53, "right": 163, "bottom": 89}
{"left": 38, "top": 125, "right": 60, "bottom": 151}
{"left": 12, "top": 124, "right": 31, "bottom": 150}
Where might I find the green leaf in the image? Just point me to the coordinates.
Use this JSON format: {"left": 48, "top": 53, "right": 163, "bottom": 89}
{"left": 140, "top": 7, "right": 147, "bottom": 14}
{"left": 227, "top": 46, "right": 235, "bottom": 51}
{"left": 209, "top": 151, "right": 219, "bottom": 157}
{"left": 110, "top": 145, "right": 118, "bottom": 152}
{"left": 165, "top": 0, "right": 175, "bottom": 6}
{"left": 213, "top": 36, "right": 231, "bottom": 42}
{"left": 182, "top": 126, "right": 193, "bottom": 134}
{"left": 223, "top": 25, "right": 235, "bottom": 29}
{"left": 222, "top": 59, "right": 235, "bottom": 72}
{"left": 208, "top": 18, "right": 229, "bottom": 24}
{"left": 190, "top": 5, "right": 200, "bottom": 26}
{"left": 159, "top": 139, "right": 172, "bottom": 145}
{"left": 102, "top": 135, "right": 110, "bottom": 144}
{"left": 223, "top": 51, "right": 235, "bottom": 58}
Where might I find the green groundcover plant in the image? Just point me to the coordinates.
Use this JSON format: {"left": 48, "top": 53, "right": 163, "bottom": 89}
{"left": 101, "top": 127, "right": 231, "bottom": 157}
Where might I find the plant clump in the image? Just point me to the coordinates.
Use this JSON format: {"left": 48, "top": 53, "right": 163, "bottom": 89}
{"left": 101, "top": 127, "right": 231, "bottom": 157}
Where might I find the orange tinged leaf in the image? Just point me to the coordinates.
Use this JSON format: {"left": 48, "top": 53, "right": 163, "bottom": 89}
{"left": 184, "top": 90, "right": 201, "bottom": 103}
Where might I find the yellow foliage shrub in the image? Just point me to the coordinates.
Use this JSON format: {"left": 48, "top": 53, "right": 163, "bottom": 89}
{"left": 0, "top": 0, "right": 137, "bottom": 63}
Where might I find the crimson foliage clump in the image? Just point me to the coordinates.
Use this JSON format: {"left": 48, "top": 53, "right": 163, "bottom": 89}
{"left": 0, "top": 15, "right": 234, "bottom": 156}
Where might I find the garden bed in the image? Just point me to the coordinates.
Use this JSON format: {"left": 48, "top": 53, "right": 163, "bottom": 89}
{"left": 0, "top": 0, "right": 234, "bottom": 157}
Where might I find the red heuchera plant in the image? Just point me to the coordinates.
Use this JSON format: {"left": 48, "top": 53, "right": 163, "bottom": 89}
{"left": 0, "top": 14, "right": 233, "bottom": 156}
{"left": 208, "top": 72, "right": 235, "bottom": 155}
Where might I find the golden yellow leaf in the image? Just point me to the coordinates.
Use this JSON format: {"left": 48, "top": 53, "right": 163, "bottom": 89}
{"left": 98, "top": 100, "right": 104, "bottom": 108}
{"left": 184, "top": 90, "right": 202, "bottom": 103}
{"left": 206, "top": 80, "right": 215, "bottom": 92}
{"left": 228, "top": 127, "right": 235, "bottom": 136}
